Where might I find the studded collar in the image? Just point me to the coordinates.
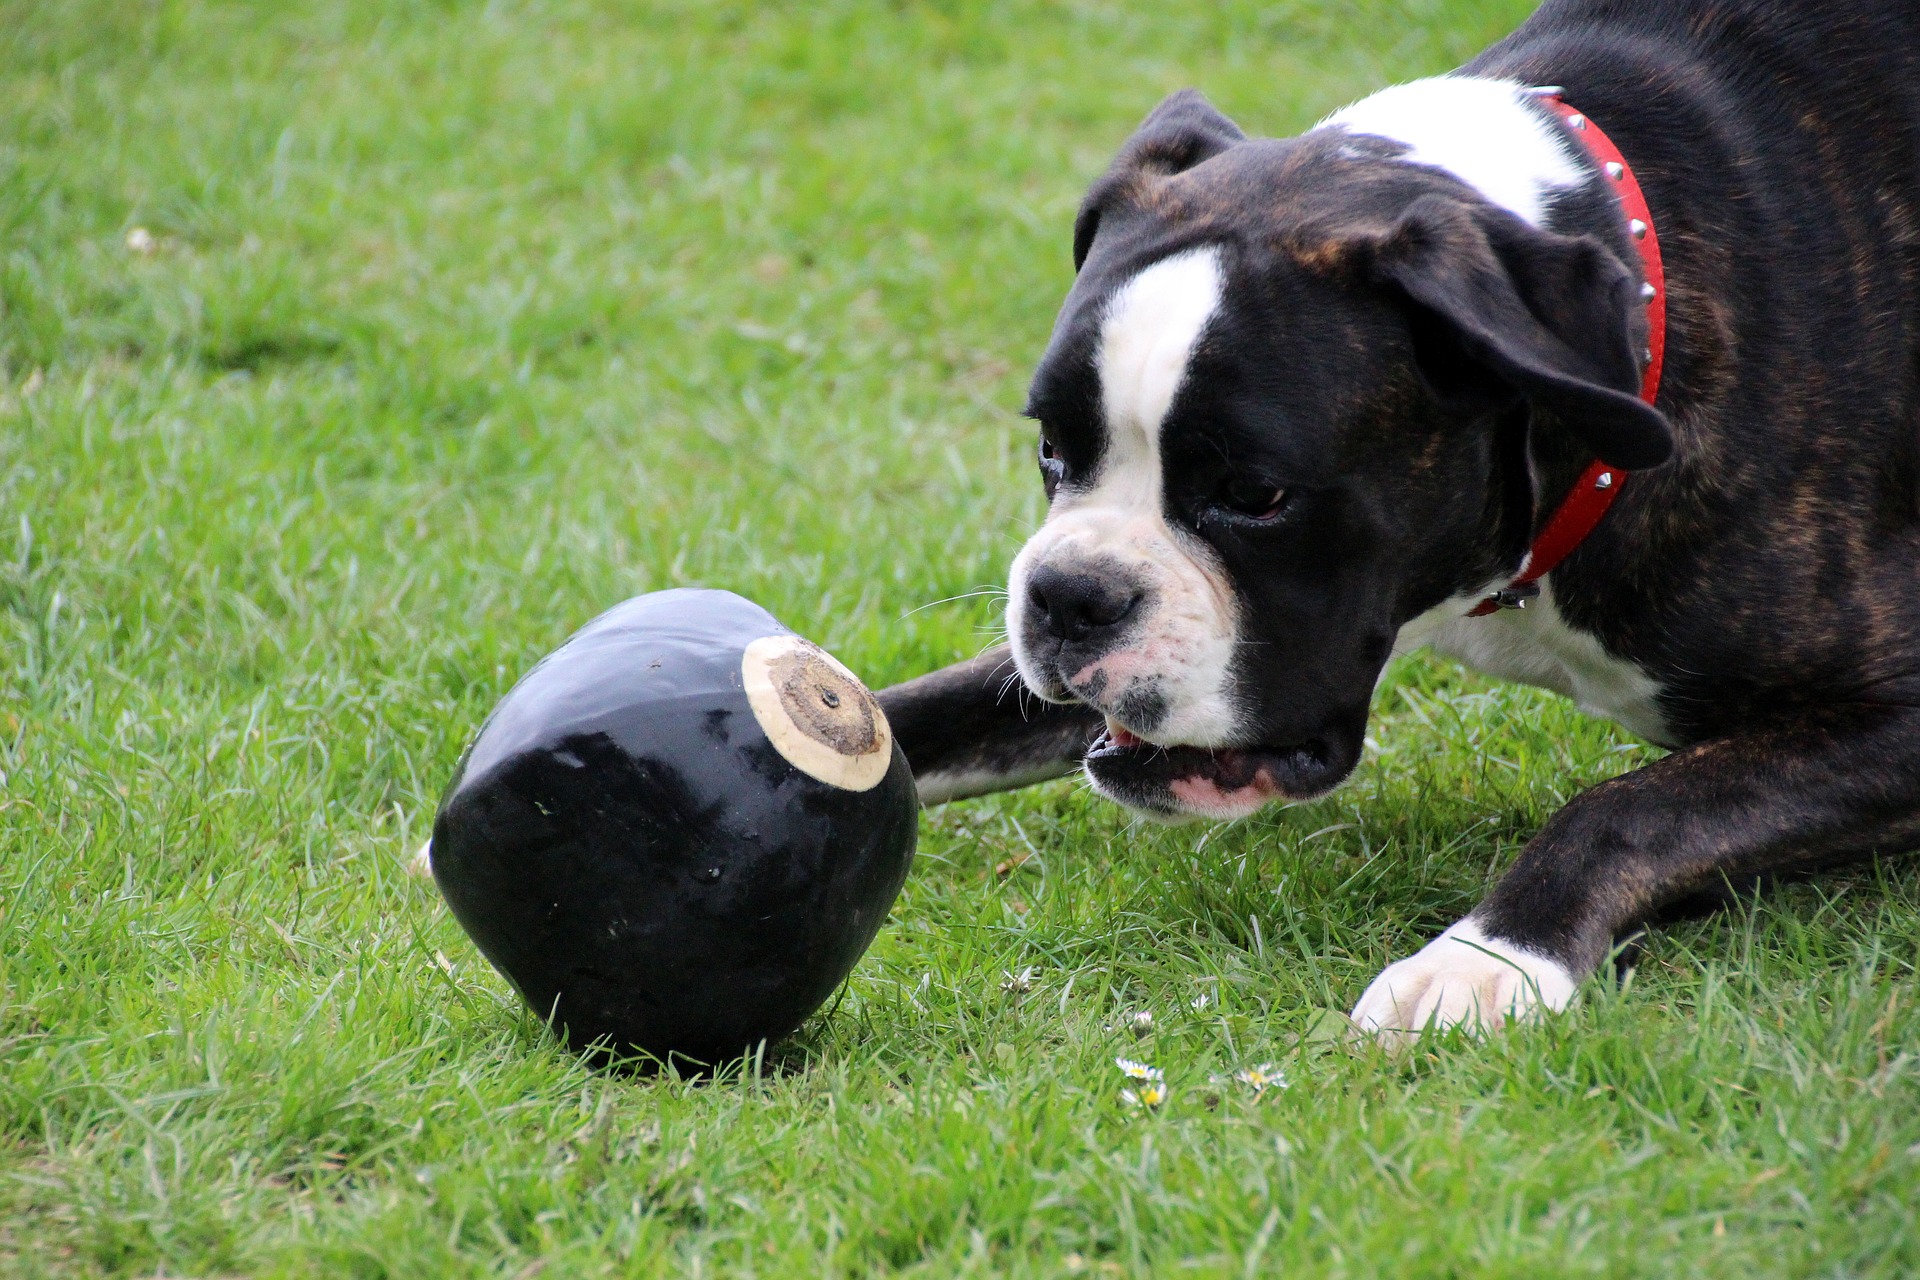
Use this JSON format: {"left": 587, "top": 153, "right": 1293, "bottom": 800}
{"left": 1468, "top": 91, "right": 1667, "bottom": 617}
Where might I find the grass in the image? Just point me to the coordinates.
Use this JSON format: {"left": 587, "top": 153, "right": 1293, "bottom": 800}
{"left": 3, "top": 0, "right": 1918, "bottom": 1274}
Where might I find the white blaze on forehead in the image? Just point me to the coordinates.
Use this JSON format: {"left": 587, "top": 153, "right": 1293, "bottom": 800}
{"left": 1088, "top": 245, "right": 1224, "bottom": 498}
{"left": 1320, "top": 76, "right": 1584, "bottom": 227}
{"left": 1006, "top": 243, "right": 1242, "bottom": 749}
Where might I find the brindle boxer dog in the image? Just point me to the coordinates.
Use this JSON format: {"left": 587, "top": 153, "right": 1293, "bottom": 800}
{"left": 877, "top": 0, "right": 1920, "bottom": 1045}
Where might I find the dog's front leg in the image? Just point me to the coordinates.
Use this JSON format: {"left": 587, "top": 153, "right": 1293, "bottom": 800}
{"left": 878, "top": 645, "right": 1104, "bottom": 805}
{"left": 1352, "top": 703, "right": 1920, "bottom": 1045}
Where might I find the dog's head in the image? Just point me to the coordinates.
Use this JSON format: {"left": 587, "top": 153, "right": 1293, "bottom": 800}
{"left": 1007, "top": 90, "right": 1671, "bottom": 820}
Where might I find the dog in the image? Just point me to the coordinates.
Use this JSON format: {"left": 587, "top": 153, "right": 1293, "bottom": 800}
{"left": 877, "top": 0, "right": 1920, "bottom": 1044}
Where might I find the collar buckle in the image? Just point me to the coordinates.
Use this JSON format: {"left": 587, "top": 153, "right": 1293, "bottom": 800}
{"left": 1484, "top": 582, "right": 1541, "bottom": 611}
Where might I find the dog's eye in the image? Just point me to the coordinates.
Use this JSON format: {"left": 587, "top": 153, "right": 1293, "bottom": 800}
{"left": 1215, "top": 479, "right": 1291, "bottom": 522}
{"left": 1037, "top": 433, "right": 1065, "bottom": 500}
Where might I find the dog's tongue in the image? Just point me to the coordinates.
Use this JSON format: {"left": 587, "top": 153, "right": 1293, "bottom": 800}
{"left": 1105, "top": 718, "right": 1144, "bottom": 749}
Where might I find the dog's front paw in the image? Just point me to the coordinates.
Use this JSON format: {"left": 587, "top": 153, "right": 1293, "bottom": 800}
{"left": 1349, "top": 918, "right": 1578, "bottom": 1048}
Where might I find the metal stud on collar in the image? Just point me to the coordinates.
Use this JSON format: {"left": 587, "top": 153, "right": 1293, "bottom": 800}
{"left": 1605, "top": 161, "right": 1625, "bottom": 180}
{"left": 1629, "top": 218, "right": 1649, "bottom": 239}
{"left": 1595, "top": 471, "right": 1614, "bottom": 490}
{"left": 1640, "top": 281, "right": 1658, "bottom": 301}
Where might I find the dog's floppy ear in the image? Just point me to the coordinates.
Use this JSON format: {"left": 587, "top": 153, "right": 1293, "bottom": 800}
{"left": 1073, "top": 90, "right": 1246, "bottom": 270}
{"left": 1371, "top": 194, "right": 1672, "bottom": 470}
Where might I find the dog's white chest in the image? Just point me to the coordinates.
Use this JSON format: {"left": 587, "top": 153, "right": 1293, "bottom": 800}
{"left": 1396, "top": 579, "right": 1673, "bottom": 746}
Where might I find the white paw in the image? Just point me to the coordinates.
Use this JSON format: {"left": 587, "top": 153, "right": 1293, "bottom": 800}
{"left": 1350, "top": 918, "right": 1578, "bottom": 1047}
{"left": 406, "top": 838, "right": 434, "bottom": 880}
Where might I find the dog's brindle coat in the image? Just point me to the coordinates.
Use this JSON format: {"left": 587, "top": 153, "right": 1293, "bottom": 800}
{"left": 878, "top": 0, "right": 1920, "bottom": 1041}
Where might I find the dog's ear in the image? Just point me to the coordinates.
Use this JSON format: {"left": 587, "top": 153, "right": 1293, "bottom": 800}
{"left": 1370, "top": 194, "right": 1672, "bottom": 470}
{"left": 1073, "top": 90, "right": 1246, "bottom": 270}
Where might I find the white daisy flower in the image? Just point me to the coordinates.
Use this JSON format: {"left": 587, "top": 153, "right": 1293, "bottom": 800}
{"left": 1233, "top": 1063, "right": 1288, "bottom": 1093}
{"left": 1001, "top": 966, "right": 1038, "bottom": 994}
{"left": 1121, "top": 1081, "right": 1169, "bottom": 1110}
{"left": 1114, "top": 1056, "right": 1162, "bottom": 1082}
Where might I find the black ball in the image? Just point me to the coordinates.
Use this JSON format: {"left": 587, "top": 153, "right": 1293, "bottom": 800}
{"left": 430, "top": 589, "right": 917, "bottom": 1067}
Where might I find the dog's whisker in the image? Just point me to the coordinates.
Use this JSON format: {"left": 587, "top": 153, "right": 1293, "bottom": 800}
{"left": 900, "top": 588, "right": 1009, "bottom": 619}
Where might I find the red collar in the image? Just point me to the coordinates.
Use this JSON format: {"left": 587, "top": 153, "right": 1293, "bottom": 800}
{"left": 1467, "top": 92, "right": 1667, "bottom": 617}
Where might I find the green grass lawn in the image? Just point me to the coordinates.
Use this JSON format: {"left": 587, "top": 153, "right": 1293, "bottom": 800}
{"left": 4, "top": 0, "right": 1918, "bottom": 1274}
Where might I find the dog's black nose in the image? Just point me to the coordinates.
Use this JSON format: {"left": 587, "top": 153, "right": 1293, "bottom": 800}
{"left": 1026, "top": 566, "right": 1142, "bottom": 643}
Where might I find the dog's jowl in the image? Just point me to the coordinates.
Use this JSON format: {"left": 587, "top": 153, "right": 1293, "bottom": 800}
{"left": 880, "top": 0, "right": 1920, "bottom": 1044}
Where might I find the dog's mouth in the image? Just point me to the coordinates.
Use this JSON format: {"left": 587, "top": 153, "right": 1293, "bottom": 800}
{"left": 1084, "top": 716, "right": 1352, "bottom": 820}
